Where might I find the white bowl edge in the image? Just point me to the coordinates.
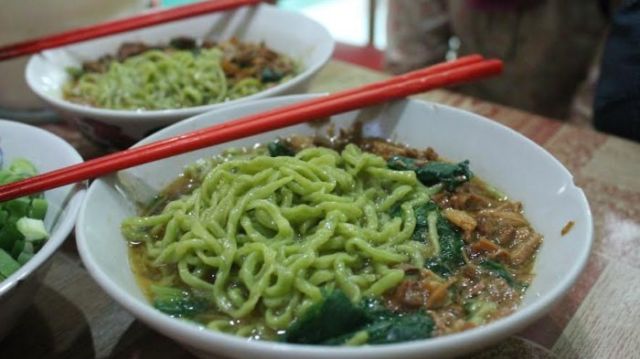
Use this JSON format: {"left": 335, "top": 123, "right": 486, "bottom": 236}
{"left": 24, "top": 4, "right": 335, "bottom": 122}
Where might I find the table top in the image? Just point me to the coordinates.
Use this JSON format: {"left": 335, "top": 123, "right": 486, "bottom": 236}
{"left": 1, "top": 60, "right": 638, "bottom": 359}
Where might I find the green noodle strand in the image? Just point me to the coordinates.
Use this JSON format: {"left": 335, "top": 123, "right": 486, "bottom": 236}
{"left": 122, "top": 144, "right": 442, "bottom": 336}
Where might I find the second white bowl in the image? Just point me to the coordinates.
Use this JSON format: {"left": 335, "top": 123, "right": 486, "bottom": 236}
{"left": 26, "top": 4, "right": 334, "bottom": 148}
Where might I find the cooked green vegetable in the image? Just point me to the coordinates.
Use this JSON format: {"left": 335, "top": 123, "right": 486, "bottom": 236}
{"left": 387, "top": 156, "right": 472, "bottom": 191}
{"left": 416, "top": 160, "right": 472, "bottom": 191}
{"left": 0, "top": 158, "right": 48, "bottom": 280}
{"left": 387, "top": 156, "right": 419, "bottom": 171}
{"left": 480, "top": 260, "right": 526, "bottom": 289}
{"left": 169, "top": 37, "right": 197, "bottom": 50}
{"left": 359, "top": 298, "right": 434, "bottom": 345}
{"left": 261, "top": 67, "right": 284, "bottom": 83}
{"left": 421, "top": 201, "right": 465, "bottom": 277}
{"left": 151, "top": 285, "right": 209, "bottom": 318}
{"left": 285, "top": 291, "right": 434, "bottom": 345}
{"left": 267, "top": 141, "right": 295, "bottom": 157}
{"left": 411, "top": 203, "right": 430, "bottom": 242}
{"left": 284, "top": 290, "right": 368, "bottom": 344}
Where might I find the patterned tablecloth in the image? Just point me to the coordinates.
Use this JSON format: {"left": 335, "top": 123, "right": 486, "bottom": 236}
{"left": 1, "top": 60, "right": 638, "bottom": 359}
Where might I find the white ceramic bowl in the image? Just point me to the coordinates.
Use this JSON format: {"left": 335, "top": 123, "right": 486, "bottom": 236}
{"left": 76, "top": 95, "right": 592, "bottom": 358}
{"left": 0, "top": 119, "right": 85, "bottom": 339}
{"left": 25, "top": 4, "right": 334, "bottom": 148}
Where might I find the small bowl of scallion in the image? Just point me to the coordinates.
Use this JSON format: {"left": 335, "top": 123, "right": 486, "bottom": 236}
{"left": 0, "top": 119, "right": 85, "bottom": 339}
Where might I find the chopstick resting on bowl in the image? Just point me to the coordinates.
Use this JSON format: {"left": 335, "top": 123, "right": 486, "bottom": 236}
{"left": 0, "top": 56, "right": 503, "bottom": 202}
{"left": 0, "top": 0, "right": 262, "bottom": 62}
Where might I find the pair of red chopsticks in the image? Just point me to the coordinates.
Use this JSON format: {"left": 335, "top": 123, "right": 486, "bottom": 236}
{"left": 0, "top": 0, "right": 263, "bottom": 62}
{"left": 0, "top": 55, "right": 502, "bottom": 202}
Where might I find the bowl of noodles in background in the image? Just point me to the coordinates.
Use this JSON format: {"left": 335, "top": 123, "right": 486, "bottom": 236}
{"left": 24, "top": 3, "right": 334, "bottom": 149}
{"left": 75, "top": 94, "right": 592, "bottom": 358}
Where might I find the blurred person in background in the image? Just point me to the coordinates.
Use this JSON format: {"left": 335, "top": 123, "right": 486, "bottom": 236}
{"left": 385, "top": 0, "right": 625, "bottom": 135}
{"left": 593, "top": 0, "right": 640, "bottom": 142}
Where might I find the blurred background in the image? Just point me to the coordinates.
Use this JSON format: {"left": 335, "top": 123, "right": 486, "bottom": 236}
{"left": 1, "top": 0, "right": 633, "bottom": 140}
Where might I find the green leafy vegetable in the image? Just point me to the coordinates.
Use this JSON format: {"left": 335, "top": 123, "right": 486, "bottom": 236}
{"left": 151, "top": 285, "right": 209, "bottom": 318}
{"left": 411, "top": 203, "right": 430, "bottom": 242}
{"left": 267, "top": 141, "right": 295, "bottom": 157}
{"left": 416, "top": 160, "right": 473, "bottom": 191}
{"left": 285, "top": 292, "right": 434, "bottom": 345}
{"left": 284, "top": 290, "right": 368, "bottom": 344}
{"left": 169, "top": 37, "right": 197, "bottom": 50}
{"left": 479, "top": 260, "right": 526, "bottom": 289}
{"left": 387, "top": 156, "right": 472, "bottom": 191}
{"left": 389, "top": 203, "right": 403, "bottom": 218}
{"left": 261, "top": 67, "right": 284, "bottom": 83}
{"left": 387, "top": 156, "right": 419, "bottom": 171}
{"left": 363, "top": 308, "right": 434, "bottom": 344}
{"left": 421, "top": 201, "right": 465, "bottom": 277}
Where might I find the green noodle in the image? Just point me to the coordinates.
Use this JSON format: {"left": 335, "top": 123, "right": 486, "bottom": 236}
{"left": 64, "top": 47, "right": 293, "bottom": 110}
{"left": 122, "top": 144, "right": 440, "bottom": 338}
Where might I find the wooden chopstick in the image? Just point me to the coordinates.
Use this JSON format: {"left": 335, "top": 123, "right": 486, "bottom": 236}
{"left": 0, "top": 0, "right": 262, "bottom": 62}
{"left": 0, "top": 57, "right": 502, "bottom": 202}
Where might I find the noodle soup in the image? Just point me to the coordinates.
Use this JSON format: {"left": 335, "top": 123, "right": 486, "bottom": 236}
{"left": 63, "top": 38, "right": 298, "bottom": 111}
{"left": 122, "top": 135, "right": 542, "bottom": 345}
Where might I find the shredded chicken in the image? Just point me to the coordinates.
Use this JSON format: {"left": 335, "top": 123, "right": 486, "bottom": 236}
{"left": 117, "top": 42, "right": 152, "bottom": 60}
{"left": 470, "top": 237, "right": 499, "bottom": 254}
{"left": 285, "top": 135, "right": 315, "bottom": 152}
{"left": 510, "top": 233, "right": 542, "bottom": 266}
{"left": 443, "top": 208, "right": 477, "bottom": 233}
{"left": 358, "top": 138, "right": 439, "bottom": 161}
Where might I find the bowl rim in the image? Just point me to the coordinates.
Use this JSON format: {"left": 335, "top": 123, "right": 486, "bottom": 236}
{"left": 24, "top": 3, "right": 335, "bottom": 122}
{"left": 0, "top": 119, "right": 86, "bottom": 297}
{"left": 76, "top": 94, "right": 593, "bottom": 357}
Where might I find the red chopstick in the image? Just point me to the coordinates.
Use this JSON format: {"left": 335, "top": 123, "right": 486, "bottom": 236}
{"left": 0, "top": 54, "right": 485, "bottom": 195}
{"left": 0, "top": 0, "right": 262, "bottom": 62}
{"left": 0, "top": 57, "right": 502, "bottom": 202}
{"left": 7, "top": 54, "right": 485, "bottom": 191}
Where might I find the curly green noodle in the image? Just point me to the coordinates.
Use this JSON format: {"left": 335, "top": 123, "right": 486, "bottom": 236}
{"left": 63, "top": 48, "right": 291, "bottom": 110}
{"left": 122, "top": 145, "right": 441, "bottom": 337}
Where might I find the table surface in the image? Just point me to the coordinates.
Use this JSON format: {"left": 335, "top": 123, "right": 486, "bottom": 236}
{"left": 1, "top": 60, "right": 638, "bottom": 359}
